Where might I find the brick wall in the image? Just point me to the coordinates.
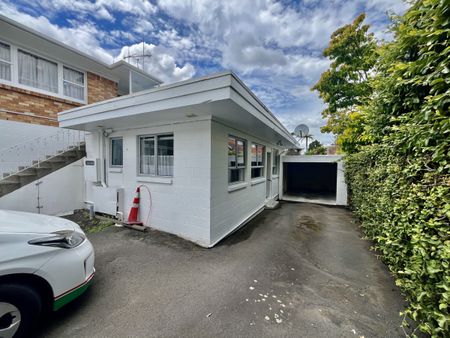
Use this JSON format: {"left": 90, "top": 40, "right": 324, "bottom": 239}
{"left": 0, "top": 72, "right": 119, "bottom": 126}
{"left": 0, "top": 84, "right": 80, "bottom": 126}
{"left": 87, "top": 72, "right": 118, "bottom": 104}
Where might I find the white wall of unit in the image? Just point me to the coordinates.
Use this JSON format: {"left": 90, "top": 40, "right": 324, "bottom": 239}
{"left": 210, "top": 120, "right": 282, "bottom": 246}
{"left": 85, "top": 118, "right": 212, "bottom": 247}
{"left": 0, "top": 159, "right": 84, "bottom": 215}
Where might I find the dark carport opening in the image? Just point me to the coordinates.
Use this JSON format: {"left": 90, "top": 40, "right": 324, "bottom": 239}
{"left": 283, "top": 162, "right": 337, "bottom": 202}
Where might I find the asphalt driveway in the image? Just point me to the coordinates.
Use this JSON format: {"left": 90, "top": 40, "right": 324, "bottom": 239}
{"left": 38, "top": 202, "right": 409, "bottom": 337}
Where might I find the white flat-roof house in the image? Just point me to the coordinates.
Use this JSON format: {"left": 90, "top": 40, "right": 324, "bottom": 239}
{"left": 59, "top": 71, "right": 297, "bottom": 247}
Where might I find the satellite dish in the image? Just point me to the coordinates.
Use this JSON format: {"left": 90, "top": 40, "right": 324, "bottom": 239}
{"left": 294, "top": 124, "right": 309, "bottom": 138}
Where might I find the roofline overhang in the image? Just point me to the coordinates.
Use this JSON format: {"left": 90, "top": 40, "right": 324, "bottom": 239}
{"left": 58, "top": 71, "right": 297, "bottom": 147}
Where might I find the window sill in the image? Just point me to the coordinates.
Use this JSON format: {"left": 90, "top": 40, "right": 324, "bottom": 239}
{"left": 137, "top": 176, "right": 173, "bottom": 185}
{"left": 0, "top": 82, "right": 84, "bottom": 106}
{"left": 108, "top": 167, "right": 123, "bottom": 173}
{"left": 272, "top": 175, "right": 279, "bottom": 179}
{"left": 228, "top": 182, "right": 248, "bottom": 192}
{"left": 251, "top": 177, "right": 266, "bottom": 186}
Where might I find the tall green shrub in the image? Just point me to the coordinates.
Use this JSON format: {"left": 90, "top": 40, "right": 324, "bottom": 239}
{"left": 345, "top": 0, "right": 450, "bottom": 335}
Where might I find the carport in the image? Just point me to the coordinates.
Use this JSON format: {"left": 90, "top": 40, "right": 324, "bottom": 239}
{"left": 280, "top": 155, "right": 347, "bottom": 206}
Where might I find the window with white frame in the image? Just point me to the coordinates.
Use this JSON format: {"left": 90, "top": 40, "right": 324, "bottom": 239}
{"left": 251, "top": 143, "right": 265, "bottom": 178}
{"left": 272, "top": 149, "right": 279, "bottom": 175}
{"left": 138, "top": 134, "right": 174, "bottom": 176}
{"left": 0, "top": 42, "right": 11, "bottom": 81}
{"left": 0, "top": 41, "right": 87, "bottom": 102}
{"left": 228, "top": 136, "right": 246, "bottom": 184}
{"left": 64, "top": 66, "right": 85, "bottom": 100}
{"left": 18, "top": 49, "right": 58, "bottom": 93}
{"left": 110, "top": 137, "right": 123, "bottom": 167}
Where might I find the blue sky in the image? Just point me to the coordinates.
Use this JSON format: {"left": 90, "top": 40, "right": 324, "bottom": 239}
{"left": 0, "top": 0, "right": 408, "bottom": 145}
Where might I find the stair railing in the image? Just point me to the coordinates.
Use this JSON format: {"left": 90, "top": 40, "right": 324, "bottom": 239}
{"left": 0, "top": 129, "right": 86, "bottom": 178}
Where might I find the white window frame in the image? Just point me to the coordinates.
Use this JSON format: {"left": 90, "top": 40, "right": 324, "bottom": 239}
{"left": 110, "top": 137, "right": 123, "bottom": 168}
{"left": 228, "top": 135, "right": 247, "bottom": 185}
{"left": 251, "top": 143, "right": 265, "bottom": 179}
{"left": 63, "top": 66, "right": 86, "bottom": 101}
{"left": 137, "top": 133, "right": 174, "bottom": 177}
{"left": 0, "top": 41, "right": 12, "bottom": 81}
{"left": 0, "top": 38, "right": 87, "bottom": 104}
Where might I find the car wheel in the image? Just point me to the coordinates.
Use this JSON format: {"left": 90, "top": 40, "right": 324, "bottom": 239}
{"left": 0, "top": 284, "right": 42, "bottom": 338}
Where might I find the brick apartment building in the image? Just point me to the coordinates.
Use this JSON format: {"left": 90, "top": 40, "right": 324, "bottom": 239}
{"left": 0, "top": 14, "right": 161, "bottom": 127}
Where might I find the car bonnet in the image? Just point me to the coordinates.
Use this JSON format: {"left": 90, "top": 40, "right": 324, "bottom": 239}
{"left": 0, "top": 210, "right": 77, "bottom": 234}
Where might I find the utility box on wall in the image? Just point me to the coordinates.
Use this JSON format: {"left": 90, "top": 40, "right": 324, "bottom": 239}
{"left": 84, "top": 159, "right": 100, "bottom": 182}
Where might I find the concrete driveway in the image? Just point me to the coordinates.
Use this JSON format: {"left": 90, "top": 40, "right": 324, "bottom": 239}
{"left": 38, "top": 202, "right": 408, "bottom": 337}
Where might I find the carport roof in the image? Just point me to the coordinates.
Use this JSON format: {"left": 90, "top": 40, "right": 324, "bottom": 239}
{"left": 58, "top": 71, "right": 297, "bottom": 148}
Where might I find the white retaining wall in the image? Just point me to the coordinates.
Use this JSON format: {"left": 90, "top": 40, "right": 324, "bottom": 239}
{"left": 0, "top": 159, "right": 84, "bottom": 215}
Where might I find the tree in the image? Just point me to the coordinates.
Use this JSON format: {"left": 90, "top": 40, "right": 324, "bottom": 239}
{"left": 305, "top": 140, "right": 327, "bottom": 155}
{"left": 311, "top": 13, "right": 377, "bottom": 153}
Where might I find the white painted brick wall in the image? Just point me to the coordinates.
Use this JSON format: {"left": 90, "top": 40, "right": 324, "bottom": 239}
{"left": 210, "top": 120, "right": 282, "bottom": 245}
{"left": 85, "top": 118, "right": 212, "bottom": 246}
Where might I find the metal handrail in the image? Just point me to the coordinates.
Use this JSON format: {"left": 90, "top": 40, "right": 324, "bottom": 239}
{"left": 0, "top": 129, "right": 86, "bottom": 178}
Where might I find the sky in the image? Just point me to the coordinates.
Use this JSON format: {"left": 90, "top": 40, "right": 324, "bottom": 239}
{"left": 0, "top": 0, "right": 408, "bottom": 145}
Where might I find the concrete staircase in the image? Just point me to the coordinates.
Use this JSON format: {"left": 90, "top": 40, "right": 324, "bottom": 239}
{"left": 0, "top": 144, "right": 85, "bottom": 197}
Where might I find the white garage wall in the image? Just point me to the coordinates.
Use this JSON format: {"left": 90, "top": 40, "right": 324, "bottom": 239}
{"left": 0, "top": 159, "right": 84, "bottom": 215}
{"left": 85, "top": 118, "right": 212, "bottom": 247}
{"left": 210, "top": 120, "right": 281, "bottom": 245}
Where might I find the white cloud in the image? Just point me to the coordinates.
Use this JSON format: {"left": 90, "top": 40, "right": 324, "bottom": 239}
{"left": 0, "top": 1, "right": 194, "bottom": 84}
{"left": 28, "top": 0, "right": 157, "bottom": 22}
{"left": 116, "top": 42, "right": 195, "bottom": 83}
{"left": 0, "top": 1, "right": 114, "bottom": 63}
{"left": 157, "top": 29, "right": 194, "bottom": 50}
{"left": 3, "top": 0, "right": 408, "bottom": 142}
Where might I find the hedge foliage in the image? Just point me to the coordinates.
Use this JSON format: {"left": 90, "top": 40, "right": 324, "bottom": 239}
{"left": 344, "top": 0, "right": 450, "bottom": 336}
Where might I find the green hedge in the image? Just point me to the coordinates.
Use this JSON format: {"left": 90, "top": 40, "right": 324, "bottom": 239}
{"left": 344, "top": 0, "right": 450, "bottom": 336}
{"left": 345, "top": 147, "right": 449, "bottom": 336}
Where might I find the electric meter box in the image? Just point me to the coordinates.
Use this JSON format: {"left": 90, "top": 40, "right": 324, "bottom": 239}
{"left": 84, "top": 158, "right": 100, "bottom": 182}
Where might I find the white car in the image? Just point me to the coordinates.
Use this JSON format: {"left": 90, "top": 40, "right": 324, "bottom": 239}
{"left": 0, "top": 210, "right": 95, "bottom": 338}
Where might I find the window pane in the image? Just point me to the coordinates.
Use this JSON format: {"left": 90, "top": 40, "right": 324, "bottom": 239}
{"left": 228, "top": 137, "right": 236, "bottom": 167}
{"left": 229, "top": 168, "right": 245, "bottom": 183}
{"left": 272, "top": 150, "right": 279, "bottom": 175}
{"left": 237, "top": 140, "right": 245, "bottom": 167}
{"left": 157, "top": 135, "right": 173, "bottom": 176}
{"left": 0, "top": 62, "right": 10, "bottom": 81}
{"left": 0, "top": 42, "right": 10, "bottom": 62}
{"left": 63, "top": 66, "right": 84, "bottom": 100}
{"left": 111, "top": 138, "right": 123, "bottom": 166}
{"left": 140, "top": 136, "right": 155, "bottom": 175}
{"left": 251, "top": 168, "right": 263, "bottom": 178}
{"left": 64, "top": 82, "right": 84, "bottom": 100}
{"left": 257, "top": 145, "right": 265, "bottom": 166}
{"left": 0, "top": 43, "right": 11, "bottom": 81}
{"left": 63, "top": 66, "right": 84, "bottom": 85}
{"left": 18, "top": 50, "right": 58, "bottom": 93}
{"left": 251, "top": 144, "right": 257, "bottom": 167}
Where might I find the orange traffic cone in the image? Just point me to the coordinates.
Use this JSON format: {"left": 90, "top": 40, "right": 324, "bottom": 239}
{"left": 123, "top": 187, "right": 146, "bottom": 231}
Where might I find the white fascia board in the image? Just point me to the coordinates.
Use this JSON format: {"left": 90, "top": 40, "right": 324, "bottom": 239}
{"left": 58, "top": 70, "right": 296, "bottom": 147}
{"left": 229, "top": 75, "right": 297, "bottom": 146}
{"left": 58, "top": 72, "right": 232, "bottom": 126}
